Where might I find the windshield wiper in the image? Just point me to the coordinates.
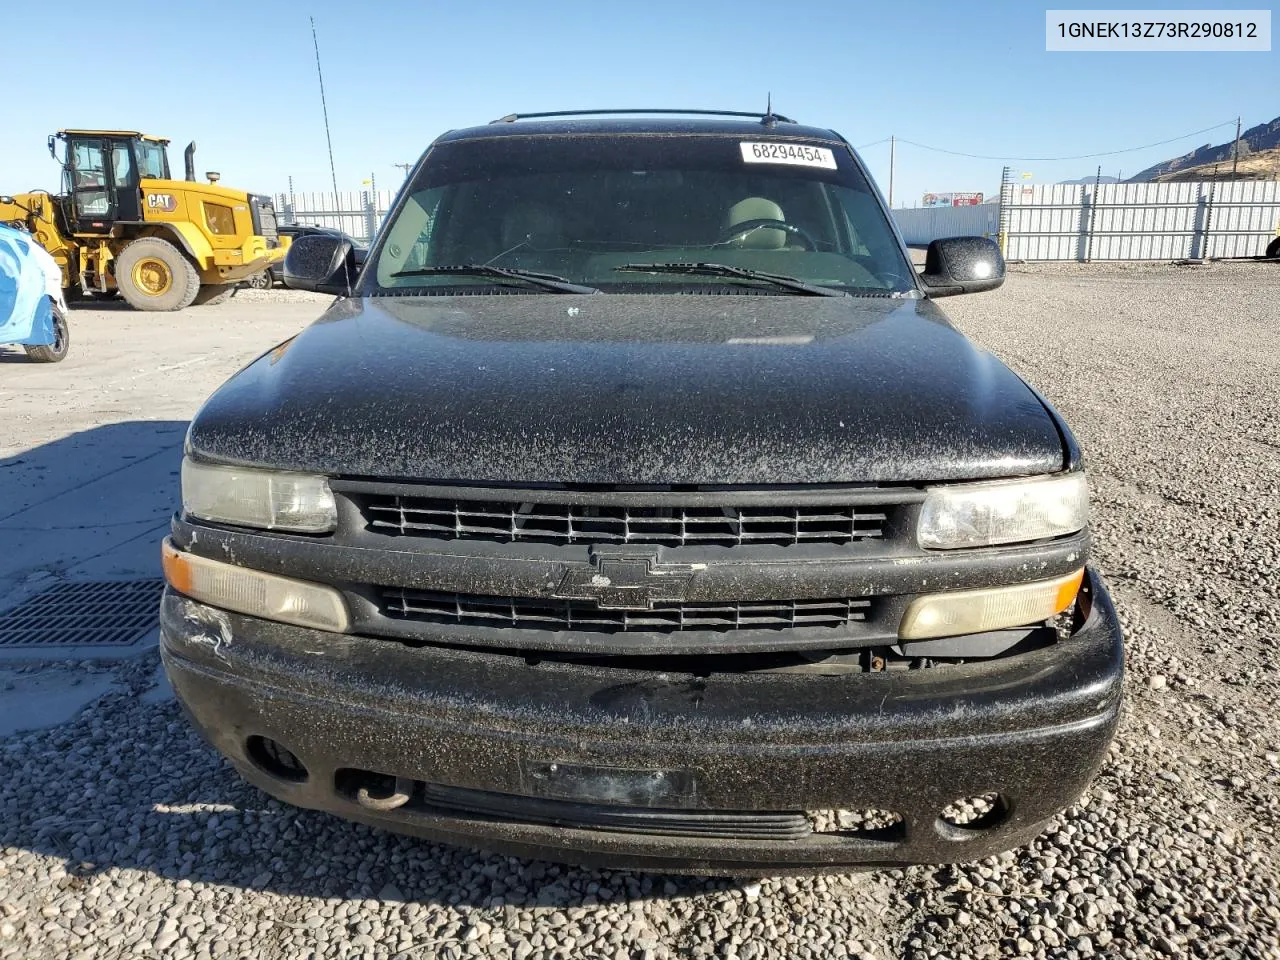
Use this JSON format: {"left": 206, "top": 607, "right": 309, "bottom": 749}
{"left": 613, "top": 262, "right": 847, "bottom": 297}
{"left": 389, "top": 265, "right": 599, "bottom": 294}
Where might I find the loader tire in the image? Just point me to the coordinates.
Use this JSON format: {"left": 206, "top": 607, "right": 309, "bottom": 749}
{"left": 23, "top": 301, "right": 69, "bottom": 363}
{"left": 191, "top": 284, "right": 237, "bottom": 306}
{"left": 116, "top": 238, "right": 200, "bottom": 311}
{"left": 1267, "top": 237, "right": 1280, "bottom": 260}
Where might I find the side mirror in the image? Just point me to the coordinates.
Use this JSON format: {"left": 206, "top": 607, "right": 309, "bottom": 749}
{"left": 0, "top": 196, "right": 13, "bottom": 205}
{"left": 284, "top": 233, "right": 358, "bottom": 296}
{"left": 919, "top": 236, "right": 1005, "bottom": 297}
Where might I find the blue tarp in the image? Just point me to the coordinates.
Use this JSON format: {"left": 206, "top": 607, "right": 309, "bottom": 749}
{"left": 0, "top": 223, "right": 63, "bottom": 347}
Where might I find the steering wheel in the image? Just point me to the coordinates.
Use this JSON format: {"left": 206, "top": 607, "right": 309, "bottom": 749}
{"left": 716, "top": 218, "right": 818, "bottom": 251}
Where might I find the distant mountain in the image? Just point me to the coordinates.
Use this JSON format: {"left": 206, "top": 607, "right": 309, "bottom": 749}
{"left": 1146, "top": 146, "right": 1280, "bottom": 182}
{"left": 1059, "top": 175, "right": 1124, "bottom": 185}
{"left": 1128, "top": 116, "right": 1280, "bottom": 181}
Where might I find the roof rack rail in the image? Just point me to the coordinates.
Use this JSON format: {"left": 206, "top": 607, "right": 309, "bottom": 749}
{"left": 490, "top": 108, "right": 797, "bottom": 125}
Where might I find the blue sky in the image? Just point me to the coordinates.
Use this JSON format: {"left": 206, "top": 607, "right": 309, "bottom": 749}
{"left": 3, "top": 1, "right": 1275, "bottom": 205}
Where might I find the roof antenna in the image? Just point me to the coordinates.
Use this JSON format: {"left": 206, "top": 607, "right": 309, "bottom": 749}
{"left": 763, "top": 92, "right": 776, "bottom": 126}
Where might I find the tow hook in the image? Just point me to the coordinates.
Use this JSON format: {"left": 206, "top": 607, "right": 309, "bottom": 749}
{"left": 356, "top": 775, "right": 415, "bottom": 811}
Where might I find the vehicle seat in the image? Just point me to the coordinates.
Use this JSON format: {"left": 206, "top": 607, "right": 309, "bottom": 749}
{"left": 724, "top": 197, "right": 789, "bottom": 250}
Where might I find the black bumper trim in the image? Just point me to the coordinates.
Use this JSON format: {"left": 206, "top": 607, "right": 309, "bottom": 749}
{"left": 346, "top": 777, "right": 819, "bottom": 840}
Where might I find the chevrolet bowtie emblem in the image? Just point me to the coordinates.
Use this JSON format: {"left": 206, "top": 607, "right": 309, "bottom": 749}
{"left": 554, "top": 550, "right": 703, "bottom": 610}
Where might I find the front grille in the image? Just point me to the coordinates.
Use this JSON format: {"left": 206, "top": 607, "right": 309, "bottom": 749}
{"left": 363, "top": 494, "right": 887, "bottom": 547}
{"left": 381, "top": 588, "right": 872, "bottom": 633}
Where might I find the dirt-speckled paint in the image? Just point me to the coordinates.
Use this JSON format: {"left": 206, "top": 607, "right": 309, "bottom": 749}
{"left": 186, "top": 294, "right": 1066, "bottom": 484}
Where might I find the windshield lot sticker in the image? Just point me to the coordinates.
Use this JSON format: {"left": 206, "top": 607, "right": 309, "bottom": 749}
{"left": 740, "top": 142, "right": 837, "bottom": 169}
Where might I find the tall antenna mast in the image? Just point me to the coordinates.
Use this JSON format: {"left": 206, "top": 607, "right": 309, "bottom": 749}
{"left": 310, "top": 16, "right": 340, "bottom": 196}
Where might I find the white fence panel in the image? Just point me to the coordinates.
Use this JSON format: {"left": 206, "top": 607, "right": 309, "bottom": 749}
{"left": 1089, "top": 182, "right": 1199, "bottom": 260}
{"left": 1003, "top": 184, "right": 1085, "bottom": 261}
{"left": 1002, "top": 179, "right": 1280, "bottom": 261}
{"left": 1203, "top": 180, "right": 1280, "bottom": 259}
{"left": 892, "top": 205, "right": 999, "bottom": 245}
{"left": 274, "top": 189, "right": 398, "bottom": 244}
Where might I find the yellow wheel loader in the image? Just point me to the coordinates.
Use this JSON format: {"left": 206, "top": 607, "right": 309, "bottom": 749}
{"left": 0, "top": 131, "right": 283, "bottom": 311}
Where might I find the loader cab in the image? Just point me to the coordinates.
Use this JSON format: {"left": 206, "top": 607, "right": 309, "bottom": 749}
{"left": 53, "top": 130, "right": 171, "bottom": 233}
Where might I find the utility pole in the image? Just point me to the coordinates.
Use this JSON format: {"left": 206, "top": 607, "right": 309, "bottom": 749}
{"left": 393, "top": 162, "right": 414, "bottom": 180}
{"left": 1231, "top": 115, "right": 1242, "bottom": 177}
{"left": 888, "top": 135, "right": 896, "bottom": 208}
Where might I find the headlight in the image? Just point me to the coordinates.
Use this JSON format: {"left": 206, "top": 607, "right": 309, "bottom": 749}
{"left": 899, "top": 569, "right": 1083, "bottom": 640}
{"left": 181, "top": 458, "right": 337, "bottom": 533}
{"left": 162, "top": 540, "right": 348, "bottom": 632}
{"left": 917, "top": 473, "right": 1088, "bottom": 550}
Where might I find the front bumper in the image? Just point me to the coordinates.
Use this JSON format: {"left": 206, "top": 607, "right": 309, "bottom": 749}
{"left": 209, "top": 240, "right": 285, "bottom": 282}
{"left": 160, "top": 568, "right": 1123, "bottom": 875}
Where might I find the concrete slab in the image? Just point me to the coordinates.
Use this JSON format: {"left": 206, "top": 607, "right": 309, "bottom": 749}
{"left": 0, "top": 294, "right": 327, "bottom": 648}
{"left": 0, "top": 420, "right": 184, "bottom": 598}
{"left": 0, "top": 669, "right": 124, "bottom": 736}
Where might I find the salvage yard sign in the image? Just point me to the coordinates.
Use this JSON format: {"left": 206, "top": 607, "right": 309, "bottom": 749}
{"left": 923, "top": 192, "right": 984, "bottom": 207}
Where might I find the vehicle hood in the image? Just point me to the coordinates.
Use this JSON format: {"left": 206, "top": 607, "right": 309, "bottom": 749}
{"left": 187, "top": 294, "right": 1066, "bottom": 484}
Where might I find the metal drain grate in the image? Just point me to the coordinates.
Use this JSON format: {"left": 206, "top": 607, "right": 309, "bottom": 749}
{"left": 0, "top": 580, "right": 165, "bottom": 648}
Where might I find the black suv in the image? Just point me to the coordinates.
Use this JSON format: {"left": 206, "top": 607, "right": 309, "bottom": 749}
{"left": 160, "top": 110, "right": 1123, "bottom": 874}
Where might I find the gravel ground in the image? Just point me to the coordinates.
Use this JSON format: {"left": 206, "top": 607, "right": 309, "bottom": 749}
{"left": 2, "top": 264, "right": 1279, "bottom": 960}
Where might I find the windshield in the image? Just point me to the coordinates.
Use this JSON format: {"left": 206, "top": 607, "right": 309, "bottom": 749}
{"left": 371, "top": 133, "right": 915, "bottom": 295}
